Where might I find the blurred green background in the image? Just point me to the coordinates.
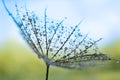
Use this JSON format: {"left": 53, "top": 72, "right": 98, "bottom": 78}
{"left": 0, "top": 38, "right": 120, "bottom": 80}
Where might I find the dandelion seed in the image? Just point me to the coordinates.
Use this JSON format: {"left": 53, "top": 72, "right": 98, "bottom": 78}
{"left": 2, "top": 0, "right": 116, "bottom": 80}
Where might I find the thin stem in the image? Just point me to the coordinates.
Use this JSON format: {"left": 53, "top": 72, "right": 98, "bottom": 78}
{"left": 44, "top": 8, "right": 49, "bottom": 56}
{"left": 2, "top": 0, "right": 20, "bottom": 28}
{"left": 45, "top": 64, "right": 50, "bottom": 80}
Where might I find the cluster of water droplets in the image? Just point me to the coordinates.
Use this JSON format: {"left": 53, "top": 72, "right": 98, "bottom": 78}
{"left": 14, "top": 6, "right": 113, "bottom": 68}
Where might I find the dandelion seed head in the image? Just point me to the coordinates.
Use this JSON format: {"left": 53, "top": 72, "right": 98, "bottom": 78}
{"left": 7, "top": 4, "right": 112, "bottom": 68}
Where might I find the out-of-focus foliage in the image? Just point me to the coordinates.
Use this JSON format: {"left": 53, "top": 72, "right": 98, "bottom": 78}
{"left": 0, "top": 39, "right": 120, "bottom": 80}
{"left": 104, "top": 39, "right": 120, "bottom": 57}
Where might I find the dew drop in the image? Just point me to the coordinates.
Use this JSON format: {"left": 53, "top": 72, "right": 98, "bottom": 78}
{"left": 50, "top": 48, "right": 53, "bottom": 52}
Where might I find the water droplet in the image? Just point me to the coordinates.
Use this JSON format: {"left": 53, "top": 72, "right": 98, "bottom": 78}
{"left": 50, "top": 48, "right": 53, "bottom": 52}
{"left": 65, "top": 17, "right": 67, "bottom": 19}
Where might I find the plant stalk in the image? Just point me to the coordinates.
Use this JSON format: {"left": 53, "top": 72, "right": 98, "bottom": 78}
{"left": 45, "top": 64, "right": 50, "bottom": 80}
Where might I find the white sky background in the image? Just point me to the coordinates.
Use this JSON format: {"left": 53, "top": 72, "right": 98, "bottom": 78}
{"left": 0, "top": 0, "right": 120, "bottom": 45}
